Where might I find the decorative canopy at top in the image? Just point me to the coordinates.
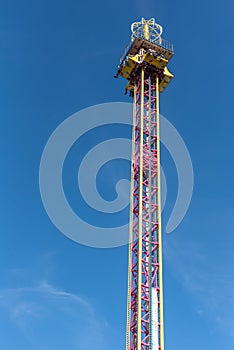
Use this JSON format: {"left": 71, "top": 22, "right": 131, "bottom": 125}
{"left": 131, "top": 18, "right": 163, "bottom": 43}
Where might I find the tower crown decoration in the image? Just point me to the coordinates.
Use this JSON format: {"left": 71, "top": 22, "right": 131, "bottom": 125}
{"left": 131, "top": 18, "right": 163, "bottom": 43}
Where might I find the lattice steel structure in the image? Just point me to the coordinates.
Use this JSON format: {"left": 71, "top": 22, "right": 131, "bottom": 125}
{"left": 115, "top": 18, "right": 174, "bottom": 350}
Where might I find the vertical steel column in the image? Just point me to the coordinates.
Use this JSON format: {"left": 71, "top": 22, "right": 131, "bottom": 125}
{"left": 126, "top": 84, "right": 137, "bottom": 350}
{"left": 155, "top": 76, "right": 164, "bottom": 350}
{"left": 127, "top": 74, "right": 142, "bottom": 350}
{"left": 137, "top": 68, "right": 145, "bottom": 350}
{"left": 127, "top": 70, "right": 164, "bottom": 350}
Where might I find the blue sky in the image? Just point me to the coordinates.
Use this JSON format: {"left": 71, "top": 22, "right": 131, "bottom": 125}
{"left": 1, "top": 0, "right": 234, "bottom": 349}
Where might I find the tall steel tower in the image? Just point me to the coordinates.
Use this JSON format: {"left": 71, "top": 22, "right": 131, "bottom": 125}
{"left": 115, "top": 18, "right": 174, "bottom": 350}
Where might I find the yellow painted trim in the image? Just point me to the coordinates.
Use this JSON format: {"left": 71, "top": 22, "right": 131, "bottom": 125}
{"left": 156, "top": 75, "right": 165, "bottom": 350}
{"left": 137, "top": 68, "right": 144, "bottom": 350}
{"left": 126, "top": 85, "right": 136, "bottom": 350}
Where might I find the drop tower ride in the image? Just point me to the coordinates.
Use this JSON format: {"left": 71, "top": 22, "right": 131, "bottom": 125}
{"left": 115, "top": 18, "right": 174, "bottom": 350}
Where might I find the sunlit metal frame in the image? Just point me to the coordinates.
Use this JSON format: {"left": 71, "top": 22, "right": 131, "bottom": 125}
{"left": 126, "top": 69, "right": 164, "bottom": 350}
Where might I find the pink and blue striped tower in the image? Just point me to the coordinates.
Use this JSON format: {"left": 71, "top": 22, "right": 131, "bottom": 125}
{"left": 115, "top": 18, "right": 174, "bottom": 350}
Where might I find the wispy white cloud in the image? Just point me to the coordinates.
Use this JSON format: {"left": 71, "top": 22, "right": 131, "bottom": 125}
{"left": 0, "top": 281, "right": 109, "bottom": 350}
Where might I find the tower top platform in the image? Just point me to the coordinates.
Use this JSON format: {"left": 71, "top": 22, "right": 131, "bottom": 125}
{"left": 120, "top": 18, "right": 174, "bottom": 65}
{"left": 115, "top": 18, "right": 174, "bottom": 93}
